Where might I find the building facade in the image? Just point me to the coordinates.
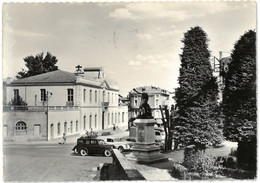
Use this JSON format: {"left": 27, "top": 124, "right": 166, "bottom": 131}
{"left": 212, "top": 51, "right": 231, "bottom": 103}
{"left": 3, "top": 68, "right": 128, "bottom": 141}
{"left": 128, "top": 86, "right": 175, "bottom": 126}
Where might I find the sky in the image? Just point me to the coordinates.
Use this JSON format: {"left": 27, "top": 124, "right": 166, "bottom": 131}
{"left": 2, "top": 1, "right": 256, "bottom": 96}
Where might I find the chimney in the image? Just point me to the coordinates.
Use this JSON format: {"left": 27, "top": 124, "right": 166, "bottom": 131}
{"left": 219, "top": 51, "right": 223, "bottom": 60}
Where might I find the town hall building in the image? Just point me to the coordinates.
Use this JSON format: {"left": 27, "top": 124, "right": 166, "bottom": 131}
{"left": 3, "top": 67, "right": 128, "bottom": 141}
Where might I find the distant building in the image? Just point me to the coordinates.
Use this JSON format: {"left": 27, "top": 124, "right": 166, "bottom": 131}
{"left": 212, "top": 51, "right": 231, "bottom": 103}
{"left": 3, "top": 67, "right": 128, "bottom": 141}
{"left": 128, "top": 86, "right": 175, "bottom": 126}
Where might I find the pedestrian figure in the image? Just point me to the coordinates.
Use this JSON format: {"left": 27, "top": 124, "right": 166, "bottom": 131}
{"left": 90, "top": 128, "right": 94, "bottom": 137}
{"left": 113, "top": 124, "right": 116, "bottom": 131}
{"left": 63, "top": 133, "right": 66, "bottom": 144}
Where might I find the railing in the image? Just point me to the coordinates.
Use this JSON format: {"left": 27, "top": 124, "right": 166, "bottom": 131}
{"left": 3, "top": 105, "right": 80, "bottom": 111}
{"left": 66, "top": 101, "right": 74, "bottom": 106}
{"left": 101, "top": 102, "right": 109, "bottom": 107}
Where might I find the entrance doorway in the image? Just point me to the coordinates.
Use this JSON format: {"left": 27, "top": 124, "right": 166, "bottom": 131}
{"left": 34, "top": 124, "right": 40, "bottom": 136}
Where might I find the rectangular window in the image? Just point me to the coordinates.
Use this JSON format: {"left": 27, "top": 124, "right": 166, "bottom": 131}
{"left": 108, "top": 93, "right": 110, "bottom": 102}
{"left": 76, "top": 121, "right": 78, "bottom": 132}
{"left": 108, "top": 113, "right": 110, "bottom": 125}
{"left": 95, "top": 91, "right": 97, "bottom": 103}
{"left": 40, "top": 89, "right": 46, "bottom": 101}
{"left": 122, "top": 112, "right": 125, "bottom": 122}
{"left": 90, "top": 90, "right": 92, "bottom": 103}
{"left": 67, "top": 89, "right": 73, "bottom": 102}
{"left": 14, "top": 89, "right": 19, "bottom": 100}
{"left": 112, "top": 93, "right": 114, "bottom": 104}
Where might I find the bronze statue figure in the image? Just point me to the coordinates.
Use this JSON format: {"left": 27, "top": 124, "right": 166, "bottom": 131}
{"left": 133, "top": 88, "right": 153, "bottom": 119}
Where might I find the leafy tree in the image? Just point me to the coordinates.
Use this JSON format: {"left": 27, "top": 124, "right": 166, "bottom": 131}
{"left": 174, "top": 26, "right": 223, "bottom": 147}
{"left": 222, "top": 30, "right": 256, "bottom": 173}
{"left": 16, "top": 52, "right": 58, "bottom": 79}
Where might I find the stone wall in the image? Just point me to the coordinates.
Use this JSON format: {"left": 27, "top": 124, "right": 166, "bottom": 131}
{"left": 100, "top": 149, "right": 145, "bottom": 180}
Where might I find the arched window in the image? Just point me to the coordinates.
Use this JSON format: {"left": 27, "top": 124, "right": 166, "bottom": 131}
{"left": 95, "top": 91, "right": 97, "bottom": 103}
{"left": 57, "top": 123, "right": 61, "bottom": 135}
{"left": 108, "top": 113, "right": 110, "bottom": 126}
{"left": 89, "top": 115, "right": 92, "bottom": 129}
{"left": 76, "top": 121, "right": 78, "bottom": 132}
{"left": 122, "top": 112, "right": 125, "bottom": 122}
{"left": 95, "top": 115, "right": 97, "bottom": 128}
{"left": 15, "top": 121, "right": 27, "bottom": 136}
{"left": 70, "top": 121, "right": 73, "bottom": 133}
{"left": 64, "top": 122, "right": 67, "bottom": 134}
{"left": 83, "top": 89, "right": 86, "bottom": 102}
{"left": 83, "top": 116, "right": 86, "bottom": 130}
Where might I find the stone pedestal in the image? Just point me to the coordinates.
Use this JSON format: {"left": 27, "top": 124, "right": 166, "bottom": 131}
{"left": 131, "top": 118, "right": 168, "bottom": 164}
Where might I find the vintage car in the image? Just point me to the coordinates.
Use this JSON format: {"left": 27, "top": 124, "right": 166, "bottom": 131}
{"left": 100, "top": 137, "right": 131, "bottom": 152}
{"left": 72, "top": 137, "right": 114, "bottom": 157}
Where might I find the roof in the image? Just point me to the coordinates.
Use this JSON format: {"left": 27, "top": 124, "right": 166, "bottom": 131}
{"left": 130, "top": 86, "right": 170, "bottom": 95}
{"left": 9, "top": 70, "right": 119, "bottom": 91}
{"left": 11, "top": 70, "right": 77, "bottom": 85}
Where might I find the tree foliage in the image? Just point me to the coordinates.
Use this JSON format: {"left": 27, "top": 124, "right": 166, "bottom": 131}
{"left": 174, "top": 26, "right": 223, "bottom": 146}
{"left": 16, "top": 52, "right": 58, "bottom": 79}
{"left": 222, "top": 30, "right": 256, "bottom": 142}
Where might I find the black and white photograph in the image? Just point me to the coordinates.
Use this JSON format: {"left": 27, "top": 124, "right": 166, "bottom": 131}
{"left": 1, "top": 0, "right": 257, "bottom": 181}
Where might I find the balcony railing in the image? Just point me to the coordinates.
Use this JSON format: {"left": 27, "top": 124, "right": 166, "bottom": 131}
{"left": 66, "top": 101, "right": 74, "bottom": 106}
{"left": 3, "top": 105, "right": 79, "bottom": 111}
{"left": 101, "top": 102, "right": 109, "bottom": 107}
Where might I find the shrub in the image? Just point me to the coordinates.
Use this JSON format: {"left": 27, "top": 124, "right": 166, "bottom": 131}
{"left": 183, "top": 149, "right": 221, "bottom": 179}
{"left": 172, "top": 163, "right": 188, "bottom": 179}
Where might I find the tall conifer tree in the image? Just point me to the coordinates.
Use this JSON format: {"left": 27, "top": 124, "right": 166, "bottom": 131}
{"left": 222, "top": 30, "right": 256, "bottom": 173}
{"left": 174, "top": 26, "right": 223, "bottom": 146}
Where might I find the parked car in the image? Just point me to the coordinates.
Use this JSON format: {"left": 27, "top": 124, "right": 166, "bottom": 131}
{"left": 100, "top": 137, "right": 131, "bottom": 152}
{"left": 154, "top": 129, "right": 165, "bottom": 142}
{"left": 72, "top": 137, "right": 114, "bottom": 157}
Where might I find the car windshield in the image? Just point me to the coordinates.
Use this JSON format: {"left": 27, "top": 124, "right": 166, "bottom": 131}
{"left": 113, "top": 138, "right": 123, "bottom": 142}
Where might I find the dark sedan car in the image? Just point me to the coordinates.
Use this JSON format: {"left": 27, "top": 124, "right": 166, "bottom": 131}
{"left": 72, "top": 137, "right": 114, "bottom": 157}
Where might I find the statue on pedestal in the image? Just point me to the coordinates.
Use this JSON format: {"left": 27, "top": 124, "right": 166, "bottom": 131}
{"left": 133, "top": 88, "right": 153, "bottom": 119}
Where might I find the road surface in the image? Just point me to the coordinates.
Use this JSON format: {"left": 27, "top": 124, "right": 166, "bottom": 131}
{"left": 3, "top": 143, "right": 112, "bottom": 182}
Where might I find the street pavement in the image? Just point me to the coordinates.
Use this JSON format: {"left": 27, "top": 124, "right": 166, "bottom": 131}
{"left": 3, "top": 126, "right": 237, "bottom": 181}
{"left": 3, "top": 143, "right": 113, "bottom": 182}
{"left": 2, "top": 127, "right": 128, "bottom": 182}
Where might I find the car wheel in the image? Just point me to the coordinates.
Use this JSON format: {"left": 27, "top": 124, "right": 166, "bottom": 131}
{"left": 104, "top": 149, "right": 112, "bottom": 157}
{"left": 118, "top": 146, "right": 124, "bottom": 153}
{"left": 80, "top": 149, "right": 88, "bottom": 156}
